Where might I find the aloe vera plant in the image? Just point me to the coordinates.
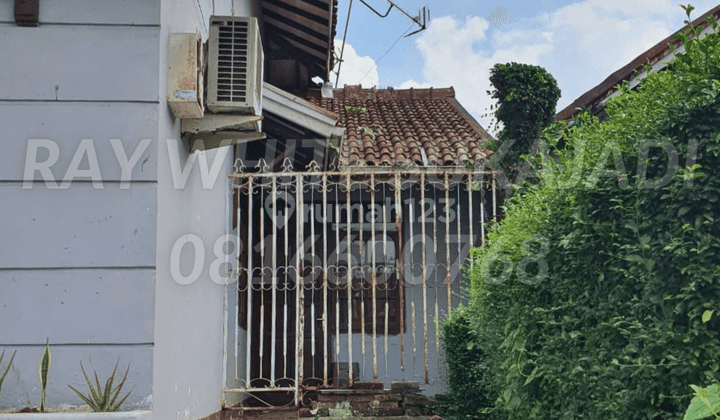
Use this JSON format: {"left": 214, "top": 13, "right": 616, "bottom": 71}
{"left": 0, "top": 349, "right": 17, "bottom": 400}
{"left": 68, "top": 359, "right": 132, "bottom": 412}
{"left": 39, "top": 338, "right": 51, "bottom": 412}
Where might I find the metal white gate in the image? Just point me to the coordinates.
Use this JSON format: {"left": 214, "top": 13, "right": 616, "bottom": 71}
{"left": 224, "top": 159, "right": 497, "bottom": 408}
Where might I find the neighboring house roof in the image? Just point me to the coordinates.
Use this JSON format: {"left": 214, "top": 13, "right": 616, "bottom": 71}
{"left": 557, "top": 4, "right": 720, "bottom": 121}
{"left": 260, "top": 0, "right": 338, "bottom": 81}
{"left": 306, "top": 85, "right": 494, "bottom": 167}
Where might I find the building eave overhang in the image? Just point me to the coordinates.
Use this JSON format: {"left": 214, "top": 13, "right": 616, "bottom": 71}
{"left": 262, "top": 82, "right": 344, "bottom": 139}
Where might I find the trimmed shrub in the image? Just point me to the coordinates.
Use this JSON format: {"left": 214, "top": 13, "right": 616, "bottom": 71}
{"left": 440, "top": 306, "right": 497, "bottom": 419}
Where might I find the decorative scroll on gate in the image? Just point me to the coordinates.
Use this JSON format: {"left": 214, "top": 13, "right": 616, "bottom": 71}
{"left": 224, "top": 159, "right": 497, "bottom": 408}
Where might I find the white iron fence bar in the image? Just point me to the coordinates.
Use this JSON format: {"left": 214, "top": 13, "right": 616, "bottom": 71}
{"left": 259, "top": 180, "right": 265, "bottom": 382}
{"left": 296, "top": 175, "right": 303, "bottom": 401}
{"left": 359, "top": 193, "right": 365, "bottom": 376}
{"left": 346, "top": 175, "right": 353, "bottom": 386}
{"left": 382, "top": 180, "right": 389, "bottom": 377}
{"left": 481, "top": 182, "right": 485, "bottom": 247}
{"left": 231, "top": 183, "right": 240, "bottom": 385}
{"left": 444, "top": 173, "right": 452, "bottom": 328}
{"left": 492, "top": 177, "right": 497, "bottom": 222}
{"left": 271, "top": 179, "right": 278, "bottom": 386}
{"left": 310, "top": 202, "right": 316, "bottom": 380}
{"left": 468, "top": 173, "right": 474, "bottom": 267}
{"left": 455, "top": 175, "right": 461, "bottom": 311}
{"left": 335, "top": 195, "right": 341, "bottom": 385}
{"left": 409, "top": 196, "right": 417, "bottom": 375}
{"left": 385, "top": 290, "right": 389, "bottom": 377}
{"left": 371, "top": 174, "right": 378, "bottom": 379}
{"left": 394, "top": 173, "right": 405, "bottom": 372}
{"left": 420, "top": 173, "right": 429, "bottom": 384}
{"left": 322, "top": 174, "right": 329, "bottom": 387}
{"left": 434, "top": 182, "right": 440, "bottom": 356}
{"left": 246, "top": 177, "right": 253, "bottom": 386}
{"left": 283, "top": 181, "right": 290, "bottom": 382}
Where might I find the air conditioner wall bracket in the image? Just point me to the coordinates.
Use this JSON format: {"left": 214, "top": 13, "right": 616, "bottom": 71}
{"left": 182, "top": 113, "right": 265, "bottom": 151}
{"left": 182, "top": 114, "right": 263, "bottom": 134}
{"left": 184, "top": 131, "right": 267, "bottom": 152}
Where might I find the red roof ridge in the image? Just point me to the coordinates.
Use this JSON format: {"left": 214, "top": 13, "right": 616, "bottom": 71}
{"left": 334, "top": 84, "right": 456, "bottom": 101}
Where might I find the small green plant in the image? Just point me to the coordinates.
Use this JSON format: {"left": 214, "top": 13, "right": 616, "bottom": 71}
{"left": 0, "top": 349, "right": 17, "bottom": 400}
{"left": 344, "top": 106, "right": 367, "bottom": 113}
{"left": 684, "top": 384, "right": 720, "bottom": 420}
{"left": 359, "top": 124, "right": 381, "bottom": 140}
{"left": 68, "top": 359, "right": 132, "bottom": 412}
{"left": 39, "top": 338, "right": 51, "bottom": 412}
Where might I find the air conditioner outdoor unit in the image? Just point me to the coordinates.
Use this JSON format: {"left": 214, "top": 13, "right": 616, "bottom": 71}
{"left": 167, "top": 32, "right": 204, "bottom": 119}
{"left": 207, "top": 16, "right": 263, "bottom": 115}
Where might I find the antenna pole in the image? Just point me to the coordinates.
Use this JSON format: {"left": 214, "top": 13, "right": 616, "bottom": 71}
{"left": 357, "top": 0, "right": 429, "bottom": 36}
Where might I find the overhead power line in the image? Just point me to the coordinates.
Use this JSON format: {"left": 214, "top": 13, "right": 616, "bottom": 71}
{"left": 335, "top": 0, "right": 355, "bottom": 88}
{"left": 357, "top": 23, "right": 415, "bottom": 85}
{"left": 334, "top": 1, "right": 430, "bottom": 87}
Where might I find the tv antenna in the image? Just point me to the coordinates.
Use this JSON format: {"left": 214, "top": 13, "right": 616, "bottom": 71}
{"left": 358, "top": 0, "right": 429, "bottom": 37}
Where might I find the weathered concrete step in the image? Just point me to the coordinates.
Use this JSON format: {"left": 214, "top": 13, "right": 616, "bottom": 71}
{"left": 317, "top": 389, "right": 403, "bottom": 395}
{"left": 390, "top": 382, "right": 420, "bottom": 392}
{"left": 350, "top": 381, "right": 384, "bottom": 390}
{"left": 317, "top": 392, "right": 404, "bottom": 402}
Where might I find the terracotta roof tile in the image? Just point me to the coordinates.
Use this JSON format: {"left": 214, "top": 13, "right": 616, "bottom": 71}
{"left": 306, "top": 85, "right": 494, "bottom": 167}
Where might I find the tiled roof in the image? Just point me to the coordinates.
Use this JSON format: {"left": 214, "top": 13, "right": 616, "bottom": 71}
{"left": 306, "top": 85, "right": 494, "bottom": 167}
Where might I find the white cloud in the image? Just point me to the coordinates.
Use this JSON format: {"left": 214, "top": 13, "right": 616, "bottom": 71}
{"left": 407, "top": 15, "right": 553, "bottom": 128}
{"left": 587, "top": 0, "right": 673, "bottom": 16}
{"left": 397, "top": 0, "right": 719, "bottom": 129}
{"left": 548, "top": 1, "right": 672, "bottom": 70}
{"left": 332, "top": 41, "right": 379, "bottom": 88}
{"left": 493, "top": 29, "right": 552, "bottom": 45}
{"left": 398, "top": 79, "right": 432, "bottom": 90}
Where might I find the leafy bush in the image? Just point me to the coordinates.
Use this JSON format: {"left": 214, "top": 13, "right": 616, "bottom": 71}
{"left": 456, "top": 7, "right": 720, "bottom": 420}
{"left": 685, "top": 384, "right": 720, "bottom": 419}
{"left": 440, "top": 306, "right": 496, "bottom": 419}
{"left": 487, "top": 62, "right": 561, "bottom": 166}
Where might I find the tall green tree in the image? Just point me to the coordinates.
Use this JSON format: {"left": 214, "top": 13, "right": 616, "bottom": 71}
{"left": 488, "top": 62, "right": 561, "bottom": 172}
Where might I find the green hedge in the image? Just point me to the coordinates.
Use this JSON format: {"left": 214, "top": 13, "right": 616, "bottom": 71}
{"left": 447, "top": 10, "right": 720, "bottom": 420}
{"left": 440, "top": 306, "right": 496, "bottom": 419}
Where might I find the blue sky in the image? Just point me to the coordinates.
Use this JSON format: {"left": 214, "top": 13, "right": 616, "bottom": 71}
{"left": 330, "top": 0, "right": 719, "bottom": 128}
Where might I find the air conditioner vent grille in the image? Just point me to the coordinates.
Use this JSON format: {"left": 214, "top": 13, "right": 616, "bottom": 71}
{"left": 207, "top": 16, "right": 263, "bottom": 115}
{"left": 217, "top": 22, "right": 249, "bottom": 103}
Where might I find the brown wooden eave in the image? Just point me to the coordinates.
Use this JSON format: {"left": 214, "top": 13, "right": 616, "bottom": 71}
{"left": 261, "top": 0, "right": 338, "bottom": 81}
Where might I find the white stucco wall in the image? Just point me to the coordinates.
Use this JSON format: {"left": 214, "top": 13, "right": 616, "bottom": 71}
{"left": 152, "top": 0, "right": 258, "bottom": 418}
{"left": 0, "top": 1, "right": 160, "bottom": 411}
{"left": 0, "top": 0, "right": 258, "bottom": 417}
